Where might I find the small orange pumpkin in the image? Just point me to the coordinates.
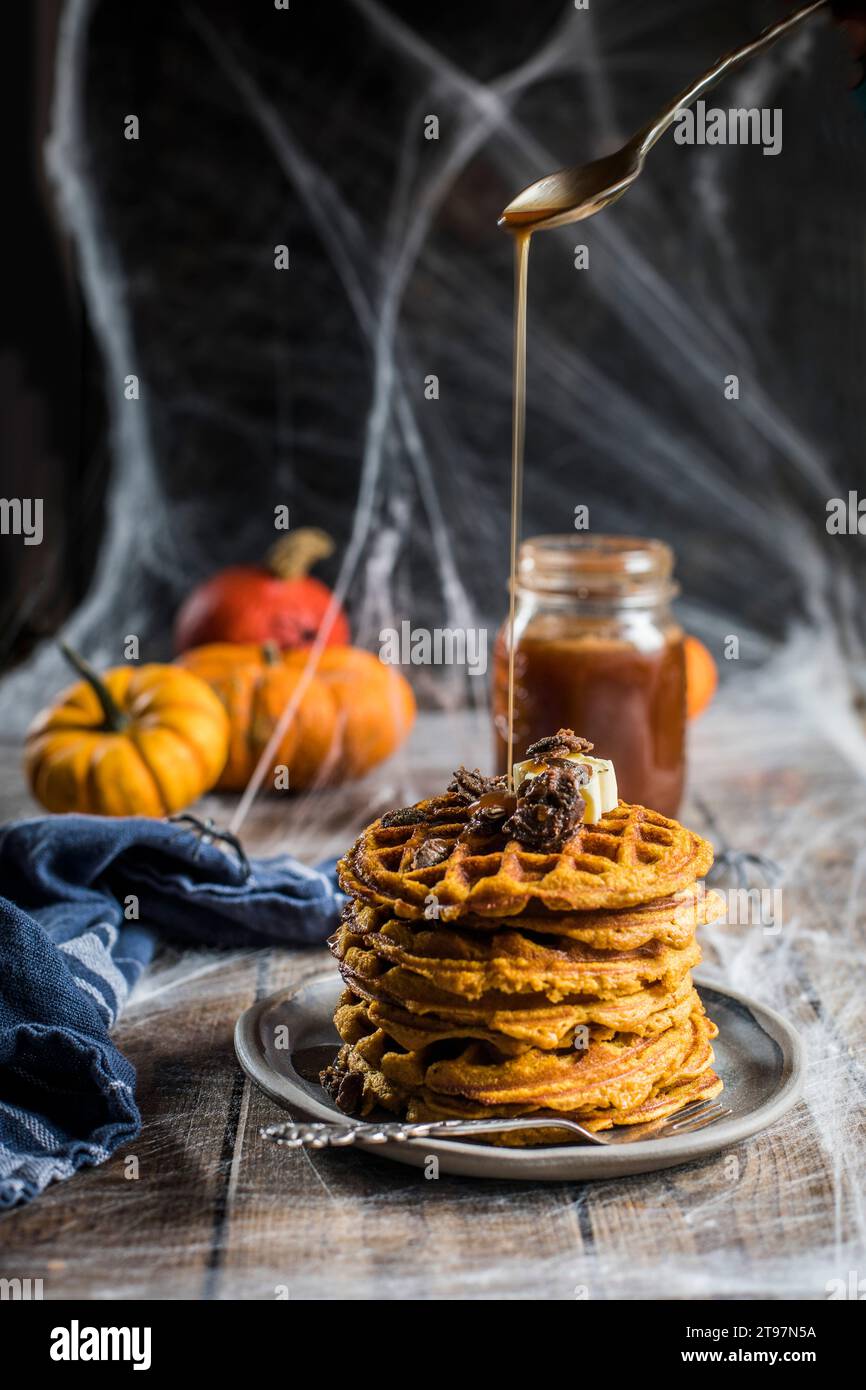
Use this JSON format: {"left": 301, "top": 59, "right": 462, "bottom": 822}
{"left": 24, "top": 645, "right": 230, "bottom": 816}
{"left": 177, "top": 643, "right": 416, "bottom": 791}
{"left": 685, "top": 635, "right": 718, "bottom": 719}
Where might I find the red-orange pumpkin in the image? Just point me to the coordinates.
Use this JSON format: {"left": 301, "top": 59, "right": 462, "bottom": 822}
{"left": 176, "top": 643, "right": 416, "bottom": 791}
{"left": 173, "top": 529, "right": 350, "bottom": 654}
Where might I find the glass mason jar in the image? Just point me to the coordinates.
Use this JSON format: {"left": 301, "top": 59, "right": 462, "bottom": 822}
{"left": 493, "top": 535, "right": 686, "bottom": 817}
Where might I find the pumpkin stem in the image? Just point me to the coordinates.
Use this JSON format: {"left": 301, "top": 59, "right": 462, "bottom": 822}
{"left": 266, "top": 527, "right": 334, "bottom": 581}
{"left": 262, "top": 641, "right": 282, "bottom": 666}
{"left": 60, "top": 642, "right": 129, "bottom": 733}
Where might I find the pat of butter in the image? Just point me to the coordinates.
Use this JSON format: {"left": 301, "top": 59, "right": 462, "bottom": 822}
{"left": 512, "top": 752, "right": 618, "bottom": 825}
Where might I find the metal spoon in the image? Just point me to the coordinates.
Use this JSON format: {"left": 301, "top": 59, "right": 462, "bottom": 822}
{"left": 499, "top": 0, "right": 828, "bottom": 232}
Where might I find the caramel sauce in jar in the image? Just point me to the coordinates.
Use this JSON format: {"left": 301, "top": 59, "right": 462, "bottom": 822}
{"left": 494, "top": 536, "right": 686, "bottom": 817}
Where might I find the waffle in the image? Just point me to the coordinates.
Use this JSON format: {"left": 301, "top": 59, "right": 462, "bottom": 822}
{"left": 343, "top": 888, "right": 724, "bottom": 951}
{"left": 338, "top": 796, "right": 714, "bottom": 919}
{"left": 402, "top": 1068, "right": 724, "bottom": 1145}
{"left": 322, "top": 993, "right": 721, "bottom": 1141}
{"left": 332, "top": 916, "right": 702, "bottom": 1003}
{"left": 334, "top": 976, "right": 698, "bottom": 1053}
{"left": 323, "top": 748, "right": 722, "bottom": 1143}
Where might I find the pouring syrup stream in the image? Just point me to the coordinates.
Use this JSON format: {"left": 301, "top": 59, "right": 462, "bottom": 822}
{"left": 499, "top": 0, "right": 828, "bottom": 787}
{"left": 505, "top": 229, "right": 531, "bottom": 788}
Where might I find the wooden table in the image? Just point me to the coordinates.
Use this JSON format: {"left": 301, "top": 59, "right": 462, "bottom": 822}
{"left": 1, "top": 694, "right": 863, "bottom": 1301}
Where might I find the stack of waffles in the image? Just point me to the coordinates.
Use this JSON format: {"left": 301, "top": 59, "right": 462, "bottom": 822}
{"left": 322, "top": 750, "right": 723, "bottom": 1143}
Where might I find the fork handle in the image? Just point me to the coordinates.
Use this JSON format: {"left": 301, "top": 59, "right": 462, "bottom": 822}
{"left": 638, "top": 0, "right": 828, "bottom": 156}
{"left": 261, "top": 1116, "right": 592, "bottom": 1148}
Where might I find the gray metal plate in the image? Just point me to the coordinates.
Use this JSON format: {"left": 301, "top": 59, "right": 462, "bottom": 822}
{"left": 235, "top": 972, "right": 804, "bottom": 1180}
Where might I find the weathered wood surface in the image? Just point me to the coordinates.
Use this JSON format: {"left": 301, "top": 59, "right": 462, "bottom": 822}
{"left": 1, "top": 693, "right": 864, "bottom": 1301}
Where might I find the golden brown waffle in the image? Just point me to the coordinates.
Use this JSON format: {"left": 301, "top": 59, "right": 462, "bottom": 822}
{"left": 333, "top": 918, "right": 702, "bottom": 1003}
{"left": 322, "top": 993, "right": 720, "bottom": 1141}
{"left": 335, "top": 977, "right": 697, "bottom": 1053}
{"left": 344, "top": 888, "right": 724, "bottom": 951}
{"left": 404, "top": 1069, "right": 724, "bottom": 1145}
{"left": 338, "top": 796, "right": 715, "bottom": 918}
{"left": 324, "top": 760, "right": 723, "bottom": 1141}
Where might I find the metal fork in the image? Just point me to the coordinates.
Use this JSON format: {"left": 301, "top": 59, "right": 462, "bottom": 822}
{"left": 261, "top": 1099, "right": 731, "bottom": 1149}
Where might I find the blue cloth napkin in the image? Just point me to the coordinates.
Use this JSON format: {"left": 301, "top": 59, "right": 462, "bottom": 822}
{"left": 0, "top": 813, "right": 344, "bottom": 1209}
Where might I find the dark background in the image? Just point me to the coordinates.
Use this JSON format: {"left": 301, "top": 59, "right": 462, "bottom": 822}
{"left": 3, "top": 0, "right": 866, "bottom": 722}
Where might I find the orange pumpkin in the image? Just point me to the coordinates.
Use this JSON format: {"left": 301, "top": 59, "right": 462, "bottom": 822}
{"left": 685, "top": 635, "right": 718, "bottom": 719}
{"left": 25, "top": 645, "right": 230, "bottom": 816}
{"left": 173, "top": 528, "right": 350, "bottom": 654}
{"left": 177, "top": 643, "right": 416, "bottom": 791}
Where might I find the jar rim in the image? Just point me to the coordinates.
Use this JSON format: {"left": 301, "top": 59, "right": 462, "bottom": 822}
{"left": 517, "top": 534, "right": 677, "bottom": 602}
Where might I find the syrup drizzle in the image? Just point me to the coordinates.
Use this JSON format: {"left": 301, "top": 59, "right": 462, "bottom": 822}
{"left": 506, "top": 228, "right": 532, "bottom": 789}
{"left": 467, "top": 789, "right": 517, "bottom": 818}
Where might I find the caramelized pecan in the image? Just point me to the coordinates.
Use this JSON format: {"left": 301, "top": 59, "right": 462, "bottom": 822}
{"left": 411, "top": 837, "right": 452, "bottom": 870}
{"left": 524, "top": 729, "right": 594, "bottom": 760}
{"left": 447, "top": 766, "right": 508, "bottom": 802}
{"left": 504, "top": 763, "right": 586, "bottom": 851}
{"left": 320, "top": 1063, "right": 364, "bottom": 1115}
{"left": 380, "top": 806, "right": 428, "bottom": 828}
